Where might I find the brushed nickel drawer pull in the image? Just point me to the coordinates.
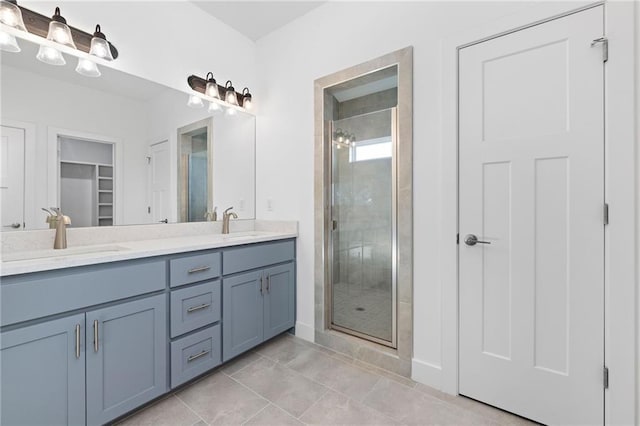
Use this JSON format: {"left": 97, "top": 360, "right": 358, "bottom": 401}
{"left": 187, "top": 350, "right": 210, "bottom": 362}
{"left": 187, "top": 266, "right": 211, "bottom": 274}
{"left": 75, "top": 324, "right": 81, "bottom": 359}
{"left": 93, "top": 320, "right": 99, "bottom": 352}
{"left": 187, "top": 303, "right": 211, "bottom": 313}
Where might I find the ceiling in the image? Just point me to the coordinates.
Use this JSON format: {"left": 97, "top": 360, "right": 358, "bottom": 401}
{"left": 191, "top": 1, "right": 326, "bottom": 41}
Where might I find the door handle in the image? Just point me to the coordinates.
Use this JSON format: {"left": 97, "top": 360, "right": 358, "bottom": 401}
{"left": 3, "top": 223, "right": 20, "bottom": 229}
{"left": 159, "top": 219, "right": 168, "bottom": 223}
{"left": 93, "top": 320, "right": 99, "bottom": 352}
{"left": 75, "top": 324, "right": 81, "bottom": 359}
{"left": 464, "top": 234, "right": 491, "bottom": 246}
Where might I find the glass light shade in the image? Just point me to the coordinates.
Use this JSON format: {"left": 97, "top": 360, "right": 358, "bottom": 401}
{"left": 225, "top": 89, "right": 238, "bottom": 106}
{"left": 76, "top": 58, "right": 101, "bottom": 77}
{"left": 0, "top": 1, "right": 26, "bottom": 31}
{"left": 187, "top": 94, "right": 204, "bottom": 108}
{"left": 242, "top": 97, "right": 252, "bottom": 110}
{"left": 0, "top": 31, "right": 20, "bottom": 52}
{"left": 36, "top": 45, "right": 65, "bottom": 65}
{"left": 47, "top": 20, "right": 76, "bottom": 48}
{"left": 208, "top": 101, "right": 222, "bottom": 114}
{"left": 205, "top": 81, "right": 220, "bottom": 99}
{"left": 89, "top": 36, "right": 113, "bottom": 61}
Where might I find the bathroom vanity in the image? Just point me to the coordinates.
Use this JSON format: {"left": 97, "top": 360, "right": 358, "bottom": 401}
{"left": 0, "top": 228, "right": 296, "bottom": 425}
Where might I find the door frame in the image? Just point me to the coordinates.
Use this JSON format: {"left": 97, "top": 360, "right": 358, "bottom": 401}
{"left": 47, "top": 127, "right": 124, "bottom": 226}
{"left": 147, "top": 139, "right": 170, "bottom": 224}
{"left": 435, "top": 2, "right": 636, "bottom": 425}
{"left": 0, "top": 120, "right": 36, "bottom": 230}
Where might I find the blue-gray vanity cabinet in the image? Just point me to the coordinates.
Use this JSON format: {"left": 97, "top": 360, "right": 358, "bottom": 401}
{"left": 222, "top": 270, "right": 265, "bottom": 361}
{"left": 263, "top": 262, "right": 296, "bottom": 341}
{"left": 1, "top": 314, "right": 86, "bottom": 426}
{"left": 86, "top": 294, "right": 167, "bottom": 425}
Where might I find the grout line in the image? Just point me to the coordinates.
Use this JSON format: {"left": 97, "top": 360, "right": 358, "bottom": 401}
{"left": 294, "top": 387, "right": 330, "bottom": 421}
{"left": 241, "top": 402, "right": 271, "bottom": 426}
{"left": 222, "top": 353, "right": 264, "bottom": 378}
{"left": 173, "top": 392, "right": 208, "bottom": 425}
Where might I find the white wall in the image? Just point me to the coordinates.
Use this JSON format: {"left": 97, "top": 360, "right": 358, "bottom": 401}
{"left": 254, "top": 0, "right": 536, "bottom": 371}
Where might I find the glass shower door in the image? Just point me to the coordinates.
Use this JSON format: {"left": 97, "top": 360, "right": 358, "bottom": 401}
{"left": 330, "top": 108, "right": 396, "bottom": 347}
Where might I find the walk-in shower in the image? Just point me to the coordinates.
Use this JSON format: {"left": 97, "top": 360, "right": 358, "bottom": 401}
{"left": 315, "top": 47, "right": 412, "bottom": 375}
{"left": 330, "top": 107, "right": 397, "bottom": 346}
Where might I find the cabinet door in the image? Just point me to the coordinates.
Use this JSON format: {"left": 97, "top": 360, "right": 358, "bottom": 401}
{"left": 263, "top": 262, "right": 296, "bottom": 340}
{"left": 222, "top": 270, "right": 264, "bottom": 361}
{"left": 86, "top": 294, "right": 167, "bottom": 425}
{"left": 1, "top": 314, "right": 85, "bottom": 426}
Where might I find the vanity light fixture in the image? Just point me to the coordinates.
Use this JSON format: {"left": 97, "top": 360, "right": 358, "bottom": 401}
{"left": 333, "top": 129, "right": 356, "bottom": 149}
{"left": 0, "top": 0, "right": 27, "bottom": 52}
{"left": 241, "top": 88, "right": 252, "bottom": 110}
{"left": 3, "top": 3, "right": 119, "bottom": 73}
{"left": 187, "top": 74, "right": 254, "bottom": 111}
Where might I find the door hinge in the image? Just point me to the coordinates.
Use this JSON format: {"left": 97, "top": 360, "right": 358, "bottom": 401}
{"left": 591, "top": 37, "right": 608, "bottom": 62}
{"left": 603, "top": 366, "right": 609, "bottom": 389}
{"left": 147, "top": 206, "right": 151, "bottom": 214}
{"left": 146, "top": 156, "right": 151, "bottom": 164}
{"left": 456, "top": 233, "right": 460, "bottom": 244}
{"left": 604, "top": 203, "right": 609, "bottom": 225}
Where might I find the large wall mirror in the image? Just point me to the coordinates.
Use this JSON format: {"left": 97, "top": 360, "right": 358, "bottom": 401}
{"left": 1, "top": 38, "right": 255, "bottom": 231}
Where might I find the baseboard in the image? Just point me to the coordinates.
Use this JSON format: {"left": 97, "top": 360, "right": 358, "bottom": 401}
{"left": 294, "top": 321, "right": 315, "bottom": 342}
{"left": 411, "top": 358, "right": 443, "bottom": 390}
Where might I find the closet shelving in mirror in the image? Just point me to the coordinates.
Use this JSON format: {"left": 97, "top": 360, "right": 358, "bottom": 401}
{"left": 187, "top": 73, "right": 254, "bottom": 116}
{"left": 0, "top": 0, "right": 119, "bottom": 78}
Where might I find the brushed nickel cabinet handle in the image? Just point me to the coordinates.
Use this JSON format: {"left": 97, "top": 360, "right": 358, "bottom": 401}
{"left": 187, "top": 303, "right": 211, "bottom": 313}
{"left": 187, "top": 266, "right": 211, "bottom": 274}
{"left": 93, "top": 320, "right": 99, "bottom": 352}
{"left": 266, "top": 275, "right": 270, "bottom": 293}
{"left": 187, "top": 350, "right": 210, "bottom": 362}
{"left": 260, "top": 276, "right": 264, "bottom": 295}
{"left": 75, "top": 324, "right": 81, "bottom": 359}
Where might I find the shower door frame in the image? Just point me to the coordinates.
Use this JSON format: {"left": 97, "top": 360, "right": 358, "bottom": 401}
{"left": 328, "top": 108, "right": 398, "bottom": 348}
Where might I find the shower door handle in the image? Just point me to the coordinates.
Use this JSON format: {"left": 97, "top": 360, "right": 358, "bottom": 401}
{"left": 332, "top": 220, "right": 337, "bottom": 231}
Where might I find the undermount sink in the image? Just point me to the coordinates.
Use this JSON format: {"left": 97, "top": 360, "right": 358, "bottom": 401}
{"left": 1, "top": 245, "right": 129, "bottom": 263}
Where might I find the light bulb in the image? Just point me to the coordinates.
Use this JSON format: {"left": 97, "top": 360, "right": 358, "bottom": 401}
{"left": 36, "top": 45, "right": 66, "bottom": 66}
{"left": 45, "top": 8, "right": 76, "bottom": 48}
{"left": 88, "top": 26, "right": 113, "bottom": 61}
{"left": 187, "top": 94, "right": 204, "bottom": 108}
{"left": 0, "top": 1, "right": 26, "bottom": 31}
{"left": 76, "top": 58, "right": 101, "bottom": 77}
{"left": 208, "top": 102, "right": 222, "bottom": 114}
{"left": 0, "top": 31, "right": 20, "bottom": 52}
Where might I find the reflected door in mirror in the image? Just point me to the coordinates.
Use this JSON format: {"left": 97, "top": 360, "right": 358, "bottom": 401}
{"left": 0, "top": 126, "right": 25, "bottom": 232}
{"left": 149, "top": 141, "right": 170, "bottom": 223}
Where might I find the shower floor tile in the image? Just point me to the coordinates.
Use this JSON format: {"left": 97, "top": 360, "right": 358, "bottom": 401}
{"left": 332, "top": 281, "right": 392, "bottom": 342}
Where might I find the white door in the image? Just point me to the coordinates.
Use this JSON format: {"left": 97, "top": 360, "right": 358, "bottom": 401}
{"left": 0, "top": 126, "right": 25, "bottom": 232}
{"left": 148, "top": 141, "right": 170, "bottom": 223}
{"left": 459, "top": 6, "right": 605, "bottom": 425}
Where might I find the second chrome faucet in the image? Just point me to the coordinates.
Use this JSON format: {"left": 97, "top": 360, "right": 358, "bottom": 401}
{"left": 222, "top": 207, "right": 238, "bottom": 234}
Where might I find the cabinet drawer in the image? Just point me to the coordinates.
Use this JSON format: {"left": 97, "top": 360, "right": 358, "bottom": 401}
{"left": 170, "top": 280, "right": 221, "bottom": 338}
{"left": 170, "top": 325, "right": 221, "bottom": 388}
{"left": 1, "top": 259, "right": 166, "bottom": 327}
{"left": 170, "top": 252, "right": 220, "bottom": 288}
{"left": 223, "top": 240, "right": 294, "bottom": 275}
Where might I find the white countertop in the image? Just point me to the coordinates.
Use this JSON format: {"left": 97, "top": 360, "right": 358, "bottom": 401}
{"left": 0, "top": 227, "right": 297, "bottom": 277}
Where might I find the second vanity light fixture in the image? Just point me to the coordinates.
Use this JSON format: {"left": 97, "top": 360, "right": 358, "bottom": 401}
{"left": 0, "top": 1, "right": 119, "bottom": 78}
{"left": 333, "top": 129, "right": 356, "bottom": 149}
{"left": 187, "top": 73, "right": 253, "bottom": 114}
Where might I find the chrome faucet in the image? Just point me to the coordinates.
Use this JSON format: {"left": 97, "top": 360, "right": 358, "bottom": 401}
{"left": 45, "top": 207, "right": 71, "bottom": 249}
{"left": 222, "top": 207, "right": 238, "bottom": 234}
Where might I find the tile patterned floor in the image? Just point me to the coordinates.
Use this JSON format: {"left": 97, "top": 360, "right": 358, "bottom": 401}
{"left": 332, "top": 282, "right": 392, "bottom": 342}
{"left": 118, "top": 334, "right": 537, "bottom": 426}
